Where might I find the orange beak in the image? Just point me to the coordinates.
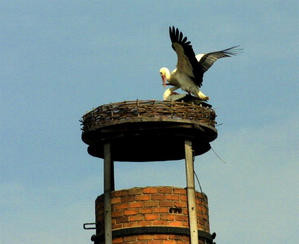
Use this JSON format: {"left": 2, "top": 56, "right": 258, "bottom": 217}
{"left": 161, "top": 75, "right": 167, "bottom": 87}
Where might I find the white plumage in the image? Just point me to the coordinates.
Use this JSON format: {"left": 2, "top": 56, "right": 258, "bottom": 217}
{"left": 160, "top": 26, "right": 240, "bottom": 101}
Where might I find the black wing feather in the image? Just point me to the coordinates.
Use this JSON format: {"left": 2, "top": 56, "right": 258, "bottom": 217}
{"left": 198, "top": 46, "right": 241, "bottom": 73}
{"left": 169, "top": 26, "right": 203, "bottom": 86}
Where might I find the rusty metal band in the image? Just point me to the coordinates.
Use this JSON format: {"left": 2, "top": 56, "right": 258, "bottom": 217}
{"left": 91, "top": 226, "right": 216, "bottom": 243}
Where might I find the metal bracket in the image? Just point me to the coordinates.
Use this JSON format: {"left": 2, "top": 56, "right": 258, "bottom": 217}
{"left": 169, "top": 206, "right": 182, "bottom": 213}
{"left": 83, "top": 223, "right": 96, "bottom": 230}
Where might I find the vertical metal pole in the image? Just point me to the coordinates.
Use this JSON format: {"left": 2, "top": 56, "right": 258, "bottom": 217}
{"left": 104, "top": 143, "right": 112, "bottom": 244}
{"left": 185, "top": 139, "right": 199, "bottom": 244}
{"left": 111, "top": 160, "right": 115, "bottom": 191}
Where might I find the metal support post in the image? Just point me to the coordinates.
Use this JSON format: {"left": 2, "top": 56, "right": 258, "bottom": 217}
{"left": 184, "top": 139, "right": 199, "bottom": 244}
{"left": 104, "top": 143, "right": 113, "bottom": 243}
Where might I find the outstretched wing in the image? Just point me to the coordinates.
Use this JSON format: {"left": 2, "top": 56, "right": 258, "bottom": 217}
{"left": 169, "top": 26, "right": 203, "bottom": 86}
{"left": 197, "top": 46, "right": 240, "bottom": 74}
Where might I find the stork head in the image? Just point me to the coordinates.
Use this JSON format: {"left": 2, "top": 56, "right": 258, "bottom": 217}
{"left": 159, "top": 67, "right": 170, "bottom": 87}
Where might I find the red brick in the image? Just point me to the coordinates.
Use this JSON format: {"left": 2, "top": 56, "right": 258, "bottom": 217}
{"left": 145, "top": 214, "right": 159, "bottom": 221}
{"left": 153, "top": 234, "right": 169, "bottom": 240}
{"left": 116, "top": 203, "right": 129, "bottom": 209}
{"left": 124, "top": 236, "right": 137, "bottom": 242}
{"left": 112, "top": 223, "right": 122, "bottom": 229}
{"left": 113, "top": 237, "right": 123, "bottom": 243}
{"left": 152, "top": 207, "right": 169, "bottom": 213}
{"left": 111, "top": 211, "right": 123, "bottom": 217}
{"left": 168, "top": 221, "right": 185, "bottom": 227}
{"left": 124, "top": 221, "right": 149, "bottom": 228}
{"left": 137, "top": 221, "right": 150, "bottom": 227}
{"left": 163, "top": 241, "right": 177, "bottom": 244}
{"left": 175, "top": 215, "right": 188, "bottom": 222}
{"left": 135, "top": 195, "right": 151, "bottom": 201}
{"left": 129, "top": 214, "right": 144, "bottom": 221}
{"left": 123, "top": 221, "right": 138, "bottom": 228}
{"left": 144, "top": 201, "right": 159, "bottom": 207}
{"left": 180, "top": 195, "right": 187, "bottom": 201}
{"left": 138, "top": 234, "right": 154, "bottom": 240}
{"left": 160, "top": 214, "right": 174, "bottom": 221}
{"left": 173, "top": 188, "right": 186, "bottom": 194}
{"left": 158, "top": 187, "right": 173, "bottom": 194}
{"left": 116, "top": 216, "right": 128, "bottom": 224}
{"left": 148, "top": 241, "right": 163, "bottom": 244}
{"left": 143, "top": 187, "right": 158, "bottom": 194}
{"left": 124, "top": 210, "right": 138, "bottom": 215}
{"left": 113, "top": 190, "right": 128, "bottom": 197}
{"left": 159, "top": 201, "right": 174, "bottom": 207}
{"left": 128, "top": 188, "right": 143, "bottom": 195}
{"left": 111, "top": 197, "right": 121, "bottom": 204}
{"left": 174, "top": 201, "right": 186, "bottom": 208}
{"left": 129, "top": 201, "right": 144, "bottom": 208}
{"left": 165, "top": 194, "right": 179, "bottom": 200}
{"left": 151, "top": 194, "right": 165, "bottom": 200}
{"left": 122, "top": 195, "right": 135, "bottom": 202}
{"left": 140, "top": 208, "right": 152, "bottom": 214}
{"left": 152, "top": 220, "right": 169, "bottom": 226}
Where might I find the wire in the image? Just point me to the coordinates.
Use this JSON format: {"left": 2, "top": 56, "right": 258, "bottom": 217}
{"left": 192, "top": 156, "right": 206, "bottom": 218}
{"left": 210, "top": 145, "right": 228, "bottom": 164}
{"left": 192, "top": 153, "right": 203, "bottom": 193}
{"left": 194, "top": 169, "right": 203, "bottom": 193}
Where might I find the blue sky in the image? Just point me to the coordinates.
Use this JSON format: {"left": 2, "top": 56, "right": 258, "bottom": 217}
{"left": 0, "top": 0, "right": 298, "bottom": 243}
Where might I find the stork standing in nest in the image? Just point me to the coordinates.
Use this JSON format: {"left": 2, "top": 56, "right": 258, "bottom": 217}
{"left": 160, "top": 26, "right": 240, "bottom": 101}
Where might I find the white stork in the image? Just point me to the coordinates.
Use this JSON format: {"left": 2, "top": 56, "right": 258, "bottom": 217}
{"left": 160, "top": 26, "right": 240, "bottom": 101}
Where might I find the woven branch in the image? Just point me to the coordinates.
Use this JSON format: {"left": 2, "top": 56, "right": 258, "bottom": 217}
{"left": 81, "top": 100, "right": 216, "bottom": 132}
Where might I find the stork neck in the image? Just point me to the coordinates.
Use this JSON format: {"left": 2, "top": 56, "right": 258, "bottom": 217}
{"left": 164, "top": 68, "right": 171, "bottom": 81}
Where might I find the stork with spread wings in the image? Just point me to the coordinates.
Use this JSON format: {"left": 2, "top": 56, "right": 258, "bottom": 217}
{"left": 160, "top": 26, "right": 240, "bottom": 101}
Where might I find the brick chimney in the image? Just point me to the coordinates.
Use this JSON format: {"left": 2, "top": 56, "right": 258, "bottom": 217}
{"left": 94, "top": 186, "right": 213, "bottom": 243}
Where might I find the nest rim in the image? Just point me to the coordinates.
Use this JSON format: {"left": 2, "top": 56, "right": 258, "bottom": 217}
{"left": 81, "top": 100, "right": 217, "bottom": 162}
